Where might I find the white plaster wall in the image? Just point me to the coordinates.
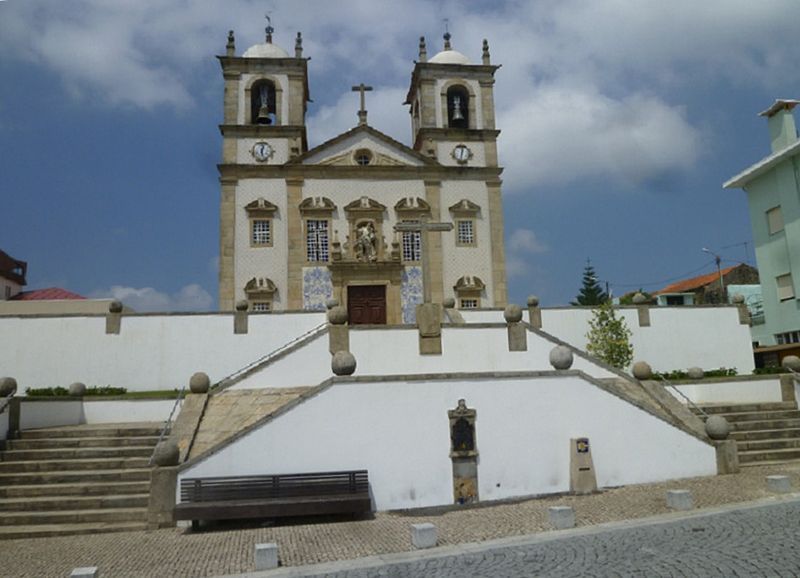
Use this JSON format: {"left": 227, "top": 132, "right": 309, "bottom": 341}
{"left": 181, "top": 374, "right": 715, "bottom": 510}
{"left": 230, "top": 333, "right": 330, "bottom": 389}
{"left": 20, "top": 401, "right": 83, "bottom": 430}
{"left": 234, "top": 179, "right": 289, "bottom": 306}
{"left": 82, "top": 400, "right": 179, "bottom": 424}
{"left": 461, "top": 307, "right": 755, "bottom": 373}
{"left": 672, "top": 378, "right": 783, "bottom": 405}
{"left": 0, "top": 312, "right": 325, "bottom": 391}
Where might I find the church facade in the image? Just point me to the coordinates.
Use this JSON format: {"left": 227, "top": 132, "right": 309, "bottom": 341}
{"left": 217, "top": 29, "right": 507, "bottom": 323}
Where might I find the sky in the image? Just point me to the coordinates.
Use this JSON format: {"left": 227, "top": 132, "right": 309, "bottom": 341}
{"left": 1, "top": 0, "right": 799, "bottom": 311}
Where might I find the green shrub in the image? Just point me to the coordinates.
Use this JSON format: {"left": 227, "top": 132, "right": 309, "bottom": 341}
{"left": 753, "top": 366, "right": 789, "bottom": 375}
{"left": 25, "top": 385, "right": 127, "bottom": 397}
{"left": 84, "top": 386, "right": 127, "bottom": 396}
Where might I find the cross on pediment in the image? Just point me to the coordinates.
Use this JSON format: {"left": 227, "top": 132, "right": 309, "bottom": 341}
{"left": 351, "top": 83, "right": 373, "bottom": 126}
{"left": 394, "top": 219, "right": 454, "bottom": 303}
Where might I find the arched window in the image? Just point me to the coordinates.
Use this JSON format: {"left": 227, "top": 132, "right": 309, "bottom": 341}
{"left": 447, "top": 85, "right": 469, "bottom": 129}
{"left": 250, "top": 79, "right": 277, "bottom": 125}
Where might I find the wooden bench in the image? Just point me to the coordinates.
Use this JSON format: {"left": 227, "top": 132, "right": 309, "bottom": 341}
{"left": 174, "top": 470, "right": 371, "bottom": 529}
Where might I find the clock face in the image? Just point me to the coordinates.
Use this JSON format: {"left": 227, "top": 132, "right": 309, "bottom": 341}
{"left": 251, "top": 141, "right": 274, "bottom": 162}
{"left": 452, "top": 144, "right": 472, "bottom": 164}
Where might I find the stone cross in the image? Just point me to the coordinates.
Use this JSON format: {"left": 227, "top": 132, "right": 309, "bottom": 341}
{"left": 394, "top": 219, "right": 453, "bottom": 303}
{"left": 351, "top": 83, "right": 373, "bottom": 126}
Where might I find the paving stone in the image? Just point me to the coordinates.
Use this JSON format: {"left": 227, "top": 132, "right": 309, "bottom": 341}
{"left": 766, "top": 474, "right": 792, "bottom": 493}
{"left": 254, "top": 542, "right": 278, "bottom": 570}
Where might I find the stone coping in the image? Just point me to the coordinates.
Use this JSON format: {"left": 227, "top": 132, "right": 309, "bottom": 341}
{"left": 17, "top": 395, "right": 178, "bottom": 402}
{"left": 0, "top": 310, "right": 326, "bottom": 320}
{"left": 464, "top": 304, "right": 741, "bottom": 311}
{"left": 655, "top": 374, "right": 783, "bottom": 386}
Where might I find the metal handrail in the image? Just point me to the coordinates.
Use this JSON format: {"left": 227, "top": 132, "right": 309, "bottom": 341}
{"left": 149, "top": 385, "right": 186, "bottom": 466}
{"left": 658, "top": 375, "right": 709, "bottom": 419}
{"left": 213, "top": 322, "right": 327, "bottom": 390}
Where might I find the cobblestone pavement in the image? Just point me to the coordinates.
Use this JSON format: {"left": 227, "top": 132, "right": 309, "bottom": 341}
{"left": 1, "top": 463, "right": 799, "bottom": 578}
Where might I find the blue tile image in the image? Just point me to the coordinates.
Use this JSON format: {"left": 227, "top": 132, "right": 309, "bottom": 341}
{"left": 303, "top": 267, "right": 333, "bottom": 311}
{"left": 401, "top": 266, "right": 423, "bottom": 323}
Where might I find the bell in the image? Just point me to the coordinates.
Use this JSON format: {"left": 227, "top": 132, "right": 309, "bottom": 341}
{"left": 256, "top": 104, "right": 273, "bottom": 125}
{"left": 451, "top": 95, "right": 464, "bottom": 121}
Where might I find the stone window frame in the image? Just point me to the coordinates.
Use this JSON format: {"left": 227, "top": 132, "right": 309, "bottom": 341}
{"left": 454, "top": 275, "right": 485, "bottom": 309}
{"left": 776, "top": 273, "right": 795, "bottom": 302}
{"left": 449, "top": 199, "right": 481, "bottom": 248}
{"left": 459, "top": 298, "right": 479, "bottom": 309}
{"left": 440, "top": 80, "right": 477, "bottom": 130}
{"left": 244, "top": 277, "right": 277, "bottom": 311}
{"left": 300, "top": 197, "right": 337, "bottom": 264}
{"left": 245, "top": 198, "right": 278, "bottom": 248}
{"left": 353, "top": 148, "right": 374, "bottom": 166}
{"left": 344, "top": 196, "right": 387, "bottom": 260}
{"left": 767, "top": 206, "right": 784, "bottom": 235}
{"left": 395, "top": 198, "right": 431, "bottom": 264}
{"left": 251, "top": 301, "right": 272, "bottom": 312}
{"left": 245, "top": 76, "right": 283, "bottom": 125}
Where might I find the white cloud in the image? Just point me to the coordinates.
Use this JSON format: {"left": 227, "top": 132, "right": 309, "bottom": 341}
{"left": 508, "top": 229, "right": 548, "bottom": 255}
{"left": 91, "top": 283, "right": 213, "bottom": 312}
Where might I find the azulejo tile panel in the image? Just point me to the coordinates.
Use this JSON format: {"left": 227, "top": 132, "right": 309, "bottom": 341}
{"left": 303, "top": 267, "right": 333, "bottom": 311}
{"left": 402, "top": 266, "right": 423, "bottom": 323}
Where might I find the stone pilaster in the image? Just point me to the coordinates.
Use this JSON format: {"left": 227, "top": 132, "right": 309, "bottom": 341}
{"left": 286, "top": 177, "right": 305, "bottom": 309}
{"left": 420, "top": 79, "right": 437, "bottom": 128}
{"left": 218, "top": 178, "right": 237, "bottom": 310}
{"left": 479, "top": 79, "right": 496, "bottom": 131}
{"left": 222, "top": 71, "right": 240, "bottom": 125}
{"left": 424, "top": 180, "right": 445, "bottom": 304}
{"left": 486, "top": 180, "right": 507, "bottom": 307}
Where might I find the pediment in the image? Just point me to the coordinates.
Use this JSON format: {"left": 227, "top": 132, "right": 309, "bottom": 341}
{"left": 291, "top": 125, "right": 436, "bottom": 167}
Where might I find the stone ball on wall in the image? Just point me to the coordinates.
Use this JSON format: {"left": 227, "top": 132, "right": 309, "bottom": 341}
{"left": 632, "top": 361, "right": 653, "bottom": 380}
{"left": 68, "top": 382, "right": 87, "bottom": 397}
{"left": 443, "top": 298, "right": 456, "bottom": 309}
{"left": 527, "top": 295, "right": 539, "bottom": 307}
{"left": 0, "top": 377, "right": 17, "bottom": 397}
{"left": 705, "top": 415, "right": 731, "bottom": 440}
{"left": 782, "top": 355, "right": 800, "bottom": 371}
{"left": 731, "top": 293, "right": 745, "bottom": 304}
{"left": 325, "top": 298, "right": 339, "bottom": 310}
{"left": 189, "top": 372, "right": 210, "bottom": 394}
{"left": 332, "top": 351, "right": 357, "bottom": 376}
{"left": 503, "top": 304, "right": 523, "bottom": 323}
{"left": 108, "top": 300, "right": 123, "bottom": 313}
{"left": 632, "top": 292, "right": 647, "bottom": 305}
{"left": 549, "top": 346, "right": 573, "bottom": 370}
{"left": 687, "top": 366, "right": 704, "bottom": 380}
{"left": 152, "top": 439, "right": 180, "bottom": 467}
{"left": 327, "top": 306, "right": 348, "bottom": 326}
{"left": 235, "top": 300, "right": 249, "bottom": 312}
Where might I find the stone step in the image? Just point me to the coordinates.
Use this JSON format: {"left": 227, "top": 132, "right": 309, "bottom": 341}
{"left": 0, "top": 457, "right": 150, "bottom": 473}
{"left": 0, "top": 521, "right": 147, "bottom": 540}
{"left": 0, "top": 507, "right": 146, "bottom": 526}
{"left": 710, "top": 409, "right": 800, "bottom": 422}
{"left": 0, "top": 480, "right": 149, "bottom": 499}
{"left": 729, "top": 418, "right": 800, "bottom": 432}
{"left": 0, "top": 468, "right": 151, "bottom": 486}
{"left": 738, "top": 447, "right": 800, "bottom": 464}
{"left": 19, "top": 425, "right": 162, "bottom": 440}
{"left": 695, "top": 402, "right": 796, "bottom": 414}
{"left": 1, "top": 446, "right": 155, "bottom": 461}
{"left": 8, "top": 436, "right": 160, "bottom": 450}
{"left": 0, "top": 493, "right": 149, "bottom": 512}
{"left": 740, "top": 458, "right": 800, "bottom": 468}
{"left": 730, "top": 428, "right": 800, "bottom": 441}
{"left": 737, "top": 437, "right": 800, "bottom": 452}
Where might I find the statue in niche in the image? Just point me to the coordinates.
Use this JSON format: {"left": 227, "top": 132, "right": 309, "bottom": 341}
{"left": 355, "top": 221, "right": 377, "bottom": 262}
{"left": 448, "top": 398, "right": 477, "bottom": 457}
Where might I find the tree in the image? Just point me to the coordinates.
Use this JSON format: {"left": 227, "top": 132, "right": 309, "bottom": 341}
{"left": 586, "top": 300, "right": 634, "bottom": 369}
{"left": 572, "top": 260, "right": 608, "bottom": 306}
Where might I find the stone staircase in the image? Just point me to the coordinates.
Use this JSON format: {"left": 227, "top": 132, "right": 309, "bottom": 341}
{"left": 0, "top": 422, "right": 160, "bottom": 539}
{"left": 696, "top": 402, "right": 800, "bottom": 467}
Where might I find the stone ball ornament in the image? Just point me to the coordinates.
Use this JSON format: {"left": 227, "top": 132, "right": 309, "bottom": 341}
{"left": 632, "top": 292, "right": 647, "bottom": 305}
{"left": 189, "top": 372, "right": 210, "bottom": 394}
{"left": 549, "top": 346, "right": 574, "bottom": 370}
{"left": 152, "top": 439, "right": 180, "bottom": 467}
{"left": 68, "top": 382, "right": 87, "bottom": 397}
{"left": 0, "top": 377, "right": 17, "bottom": 397}
{"left": 782, "top": 355, "right": 800, "bottom": 372}
{"left": 327, "top": 305, "right": 348, "bottom": 326}
{"left": 527, "top": 295, "right": 539, "bottom": 307}
{"left": 332, "top": 351, "right": 357, "bottom": 376}
{"left": 108, "top": 300, "right": 123, "bottom": 313}
{"left": 687, "top": 367, "right": 704, "bottom": 380}
{"left": 731, "top": 293, "right": 745, "bottom": 304}
{"left": 325, "top": 298, "right": 339, "bottom": 310}
{"left": 503, "top": 304, "right": 523, "bottom": 323}
{"left": 443, "top": 297, "right": 456, "bottom": 309}
{"left": 235, "top": 300, "right": 249, "bottom": 312}
{"left": 705, "top": 415, "right": 731, "bottom": 440}
{"left": 632, "top": 361, "right": 653, "bottom": 380}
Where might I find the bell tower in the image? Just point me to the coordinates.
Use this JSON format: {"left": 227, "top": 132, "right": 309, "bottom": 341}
{"left": 406, "top": 33, "right": 500, "bottom": 168}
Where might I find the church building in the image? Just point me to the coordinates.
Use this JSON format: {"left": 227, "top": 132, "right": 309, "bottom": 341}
{"left": 217, "top": 26, "right": 508, "bottom": 323}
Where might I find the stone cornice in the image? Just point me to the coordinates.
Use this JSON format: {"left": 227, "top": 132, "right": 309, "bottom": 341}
{"left": 217, "top": 164, "right": 503, "bottom": 181}
{"left": 415, "top": 128, "right": 501, "bottom": 144}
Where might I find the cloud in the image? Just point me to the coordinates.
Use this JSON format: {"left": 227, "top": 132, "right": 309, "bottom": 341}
{"left": 91, "top": 283, "right": 213, "bottom": 312}
{"left": 506, "top": 228, "right": 548, "bottom": 279}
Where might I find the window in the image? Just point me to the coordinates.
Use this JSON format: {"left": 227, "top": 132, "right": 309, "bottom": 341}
{"left": 456, "top": 219, "right": 475, "bottom": 246}
{"left": 777, "top": 273, "right": 795, "bottom": 301}
{"left": 460, "top": 298, "right": 478, "bottom": 309}
{"left": 401, "top": 220, "right": 421, "bottom": 262}
{"left": 767, "top": 206, "right": 784, "bottom": 235}
{"left": 354, "top": 149, "right": 373, "bottom": 166}
{"left": 251, "top": 219, "right": 271, "bottom": 246}
{"left": 666, "top": 295, "right": 686, "bottom": 306}
{"left": 252, "top": 302, "right": 272, "bottom": 312}
{"left": 775, "top": 330, "right": 800, "bottom": 345}
{"left": 446, "top": 85, "right": 469, "bottom": 129}
{"left": 250, "top": 79, "right": 277, "bottom": 125}
{"left": 306, "top": 219, "right": 329, "bottom": 262}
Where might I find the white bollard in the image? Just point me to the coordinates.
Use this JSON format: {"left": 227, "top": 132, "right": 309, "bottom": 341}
{"left": 548, "top": 506, "right": 575, "bottom": 529}
{"left": 411, "top": 523, "right": 438, "bottom": 549}
{"left": 666, "top": 490, "right": 693, "bottom": 511}
{"left": 71, "top": 568, "right": 99, "bottom": 578}
{"left": 766, "top": 475, "right": 792, "bottom": 494}
{"left": 254, "top": 543, "right": 279, "bottom": 571}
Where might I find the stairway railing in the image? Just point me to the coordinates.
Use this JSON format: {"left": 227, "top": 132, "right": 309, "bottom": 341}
{"left": 659, "top": 375, "right": 709, "bottom": 419}
{"left": 149, "top": 385, "right": 186, "bottom": 466}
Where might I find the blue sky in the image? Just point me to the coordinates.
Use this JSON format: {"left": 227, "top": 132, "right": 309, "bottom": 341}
{"left": 1, "top": 0, "right": 798, "bottom": 311}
